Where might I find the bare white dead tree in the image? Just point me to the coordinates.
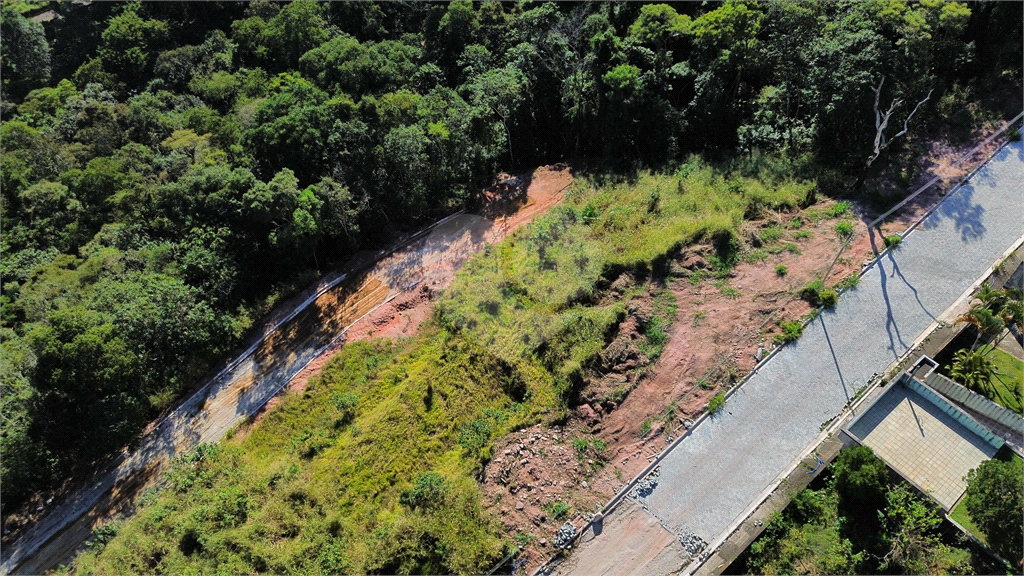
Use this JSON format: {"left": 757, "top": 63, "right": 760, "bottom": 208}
{"left": 864, "top": 77, "right": 933, "bottom": 172}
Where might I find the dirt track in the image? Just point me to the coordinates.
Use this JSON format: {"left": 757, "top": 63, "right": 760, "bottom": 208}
{"left": 0, "top": 166, "right": 572, "bottom": 576}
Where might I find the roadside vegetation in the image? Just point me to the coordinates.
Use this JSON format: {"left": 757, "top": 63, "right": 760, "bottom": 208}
{"left": 728, "top": 446, "right": 1007, "bottom": 575}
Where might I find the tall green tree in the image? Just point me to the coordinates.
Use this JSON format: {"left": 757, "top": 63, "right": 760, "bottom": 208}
{"left": 964, "top": 458, "right": 1024, "bottom": 562}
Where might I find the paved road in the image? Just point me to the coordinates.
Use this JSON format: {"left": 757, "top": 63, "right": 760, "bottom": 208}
{"left": 560, "top": 140, "right": 1023, "bottom": 576}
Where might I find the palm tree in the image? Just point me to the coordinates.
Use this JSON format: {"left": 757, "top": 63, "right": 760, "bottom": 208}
{"left": 948, "top": 349, "right": 997, "bottom": 396}
{"left": 956, "top": 305, "right": 1006, "bottom": 352}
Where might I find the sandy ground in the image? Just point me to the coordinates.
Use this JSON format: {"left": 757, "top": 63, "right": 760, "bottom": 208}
{"left": 0, "top": 165, "right": 572, "bottom": 576}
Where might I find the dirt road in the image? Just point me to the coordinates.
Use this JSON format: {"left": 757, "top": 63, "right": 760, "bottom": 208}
{"left": 0, "top": 166, "right": 572, "bottom": 576}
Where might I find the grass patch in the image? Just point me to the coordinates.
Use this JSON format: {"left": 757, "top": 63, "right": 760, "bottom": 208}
{"left": 775, "top": 264, "right": 787, "bottom": 277}
{"left": 773, "top": 320, "right": 804, "bottom": 345}
{"left": 542, "top": 500, "right": 570, "bottom": 521}
{"left": 708, "top": 393, "right": 726, "bottom": 414}
{"left": 836, "top": 274, "right": 860, "bottom": 291}
{"left": 834, "top": 221, "right": 854, "bottom": 240}
{"left": 745, "top": 250, "right": 769, "bottom": 264}
{"left": 692, "top": 309, "right": 707, "bottom": 326}
{"left": 980, "top": 345, "right": 1023, "bottom": 413}
{"left": 760, "top": 226, "right": 784, "bottom": 244}
{"left": 715, "top": 279, "right": 741, "bottom": 299}
{"left": 793, "top": 230, "right": 812, "bottom": 240}
{"left": 950, "top": 495, "right": 987, "bottom": 546}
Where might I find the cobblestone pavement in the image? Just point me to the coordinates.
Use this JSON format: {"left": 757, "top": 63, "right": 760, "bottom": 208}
{"left": 560, "top": 140, "right": 1023, "bottom": 576}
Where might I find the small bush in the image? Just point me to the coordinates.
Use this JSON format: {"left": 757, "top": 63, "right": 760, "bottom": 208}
{"left": 784, "top": 243, "right": 801, "bottom": 254}
{"left": 746, "top": 250, "right": 769, "bottom": 264}
{"left": 708, "top": 393, "right": 726, "bottom": 414}
{"left": 573, "top": 438, "right": 589, "bottom": 457}
{"left": 883, "top": 234, "right": 902, "bottom": 249}
{"left": 640, "top": 419, "right": 652, "bottom": 438}
{"left": 801, "top": 280, "right": 823, "bottom": 306}
{"left": 543, "top": 500, "right": 571, "bottom": 520}
{"left": 819, "top": 289, "right": 838, "bottom": 308}
{"left": 775, "top": 264, "right": 788, "bottom": 277}
{"left": 692, "top": 309, "right": 707, "bottom": 326}
{"left": 834, "top": 221, "right": 854, "bottom": 239}
{"left": 773, "top": 320, "right": 804, "bottom": 344}
{"left": 698, "top": 378, "right": 714, "bottom": 390}
{"left": 760, "top": 226, "right": 784, "bottom": 244}
{"left": 793, "top": 230, "right": 811, "bottom": 240}
{"left": 828, "top": 201, "right": 852, "bottom": 217}
{"left": 399, "top": 472, "right": 448, "bottom": 509}
{"left": 1008, "top": 127, "right": 1022, "bottom": 142}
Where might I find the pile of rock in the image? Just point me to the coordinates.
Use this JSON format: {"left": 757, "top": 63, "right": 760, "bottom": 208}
{"left": 678, "top": 531, "right": 707, "bottom": 557}
{"left": 629, "top": 466, "right": 661, "bottom": 500}
{"left": 552, "top": 521, "right": 578, "bottom": 548}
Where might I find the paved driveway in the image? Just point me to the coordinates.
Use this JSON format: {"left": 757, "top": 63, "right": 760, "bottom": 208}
{"left": 559, "top": 140, "right": 1024, "bottom": 576}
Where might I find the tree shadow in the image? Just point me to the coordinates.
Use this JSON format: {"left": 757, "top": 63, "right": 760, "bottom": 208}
{"left": 875, "top": 256, "right": 909, "bottom": 359}
{"left": 818, "top": 314, "right": 850, "bottom": 406}
{"left": 885, "top": 250, "right": 936, "bottom": 322}
{"left": 917, "top": 182, "right": 987, "bottom": 242}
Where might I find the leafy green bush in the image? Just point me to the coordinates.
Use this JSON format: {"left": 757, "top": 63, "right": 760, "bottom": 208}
{"left": 1007, "top": 127, "right": 1022, "bottom": 142}
{"left": 793, "top": 230, "right": 812, "bottom": 240}
{"left": 773, "top": 320, "right": 804, "bottom": 344}
{"left": 640, "top": 419, "right": 652, "bottom": 438}
{"left": 819, "top": 289, "right": 838, "bottom": 308}
{"left": 543, "top": 500, "right": 571, "bottom": 520}
{"left": 883, "top": 234, "right": 902, "bottom": 249}
{"left": 400, "top": 472, "right": 449, "bottom": 509}
{"left": 828, "top": 201, "right": 852, "bottom": 217}
{"left": 573, "top": 438, "right": 589, "bottom": 457}
{"left": 708, "top": 393, "right": 726, "bottom": 414}
{"left": 834, "top": 221, "right": 854, "bottom": 239}
{"left": 760, "top": 226, "right": 783, "bottom": 244}
{"left": 800, "top": 280, "right": 824, "bottom": 306}
{"left": 775, "top": 264, "right": 788, "bottom": 277}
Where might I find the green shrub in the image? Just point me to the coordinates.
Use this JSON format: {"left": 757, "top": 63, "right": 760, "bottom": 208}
{"left": 760, "top": 226, "right": 783, "bottom": 244}
{"left": 458, "top": 419, "right": 492, "bottom": 453}
{"left": 834, "top": 221, "right": 854, "bottom": 239}
{"left": 708, "top": 393, "right": 726, "bottom": 414}
{"left": 773, "top": 320, "right": 803, "bottom": 344}
{"left": 1008, "top": 127, "right": 1022, "bottom": 142}
{"left": 819, "top": 289, "right": 838, "bottom": 308}
{"left": 775, "top": 264, "right": 788, "bottom": 277}
{"left": 573, "top": 438, "right": 589, "bottom": 457}
{"left": 784, "top": 243, "right": 801, "bottom": 254}
{"left": 883, "top": 234, "right": 902, "bottom": 249}
{"left": 828, "top": 201, "right": 852, "bottom": 217}
{"left": 698, "top": 379, "right": 714, "bottom": 390}
{"left": 543, "top": 500, "right": 571, "bottom": 520}
{"left": 800, "top": 280, "right": 823, "bottom": 306}
{"left": 793, "top": 230, "right": 812, "bottom": 240}
{"left": 640, "top": 419, "right": 652, "bottom": 438}
{"left": 400, "top": 472, "right": 449, "bottom": 509}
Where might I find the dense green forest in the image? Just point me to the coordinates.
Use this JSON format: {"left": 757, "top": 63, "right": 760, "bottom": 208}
{"left": 1, "top": 0, "right": 1021, "bottom": 528}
